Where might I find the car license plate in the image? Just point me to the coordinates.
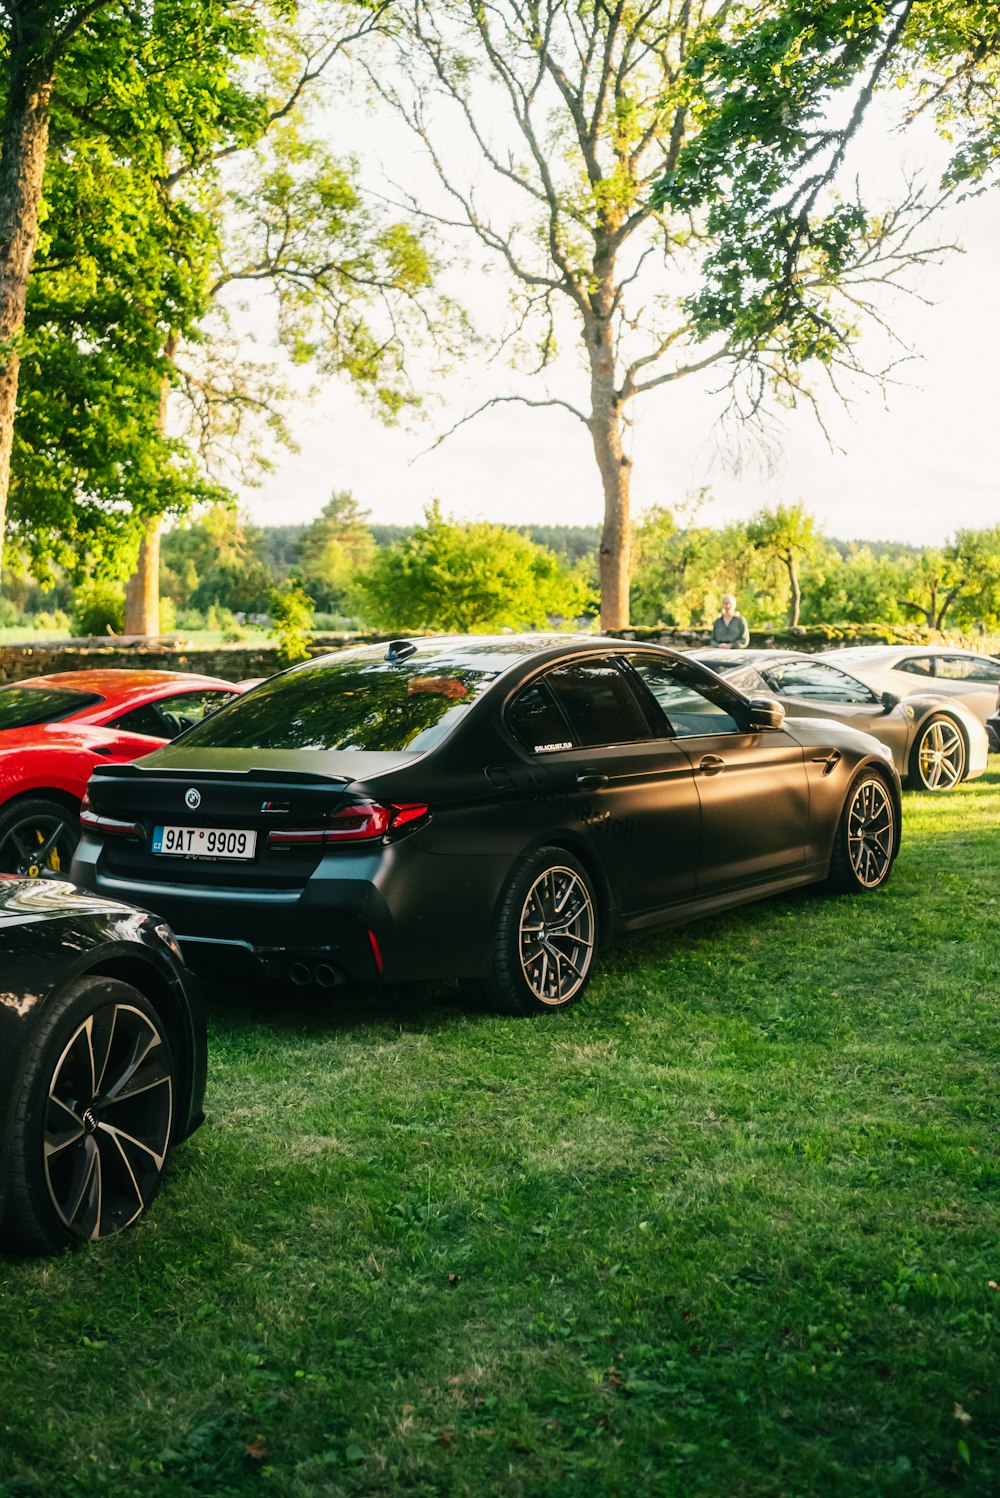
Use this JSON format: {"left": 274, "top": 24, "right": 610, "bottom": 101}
{"left": 152, "top": 825, "right": 257, "bottom": 860}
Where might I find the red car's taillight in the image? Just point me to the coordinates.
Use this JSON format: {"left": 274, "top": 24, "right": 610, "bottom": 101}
{"left": 80, "top": 796, "right": 143, "bottom": 841}
{"left": 266, "top": 801, "right": 429, "bottom": 849}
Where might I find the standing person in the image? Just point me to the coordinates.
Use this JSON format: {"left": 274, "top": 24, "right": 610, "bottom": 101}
{"left": 711, "top": 594, "right": 749, "bottom": 650}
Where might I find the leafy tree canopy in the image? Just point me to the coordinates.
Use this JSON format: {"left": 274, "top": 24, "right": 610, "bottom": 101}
{"left": 358, "top": 502, "right": 597, "bottom": 632}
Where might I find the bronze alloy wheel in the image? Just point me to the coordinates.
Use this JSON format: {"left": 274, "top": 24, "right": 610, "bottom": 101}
{"left": 43, "top": 1000, "right": 174, "bottom": 1242}
{"left": 518, "top": 864, "right": 596, "bottom": 1006}
{"left": 846, "top": 776, "right": 895, "bottom": 889}
{"left": 913, "top": 716, "right": 966, "bottom": 791}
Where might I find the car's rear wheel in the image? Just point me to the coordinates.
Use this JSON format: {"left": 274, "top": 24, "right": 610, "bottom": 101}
{"left": 2, "top": 977, "right": 175, "bottom": 1253}
{"left": 827, "top": 770, "right": 897, "bottom": 894}
{"left": 0, "top": 798, "right": 79, "bottom": 878}
{"left": 910, "top": 714, "right": 966, "bottom": 791}
{"left": 470, "top": 847, "right": 598, "bottom": 1015}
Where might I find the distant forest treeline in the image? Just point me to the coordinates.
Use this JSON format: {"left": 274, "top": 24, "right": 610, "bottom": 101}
{"left": 0, "top": 495, "right": 993, "bottom": 639}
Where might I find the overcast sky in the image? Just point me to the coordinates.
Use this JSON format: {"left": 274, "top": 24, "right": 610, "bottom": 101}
{"left": 235, "top": 78, "right": 1000, "bottom": 549}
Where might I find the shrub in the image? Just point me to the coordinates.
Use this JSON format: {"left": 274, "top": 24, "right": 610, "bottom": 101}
{"left": 70, "top": 581, "right": 125, "bottom": 637}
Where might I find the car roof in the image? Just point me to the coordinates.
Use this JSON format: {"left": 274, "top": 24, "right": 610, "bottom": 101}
{"left": 302, "top": 633, "right": 683, "bottom": 677}
{"left": 6, "top": 669, "right": 238, "bottom": 709}
{"left": 826, "top": 644, "right": 1000, "bottom": 663}
{"left": 692, "top": 649, "right": 803, "bottom": 668}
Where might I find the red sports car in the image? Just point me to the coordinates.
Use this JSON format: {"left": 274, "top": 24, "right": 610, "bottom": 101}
{"left": 0, "top": 669, "right": 240, "bottom": 877}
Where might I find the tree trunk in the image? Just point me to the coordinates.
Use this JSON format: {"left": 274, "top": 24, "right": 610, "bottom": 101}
{"left": 0, "top": 53, "right": 54, "bottom": 587}
{"left": 124, "top": 332, "right": 177, "bottom": 634}
{"left": 786, "top": 552, "right": 801, "bottom": 627}
{"left": 587, "top": 316, "right": 631, "bottom": 630}
{"left": 124, "top": 522, "right": 161, "bottom": 635}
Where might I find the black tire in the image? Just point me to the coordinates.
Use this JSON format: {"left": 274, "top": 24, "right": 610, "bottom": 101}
{"left": 469, "top": 847, "right": 598, "bottom": 1015}
{"left": 908, "top": 713, "right": 967, "bottom": 792}
{"left": 0, "top": 797, "right": 79, "bottom": 878}
{"left": 826, "top": 770, "right": 897, "bottom": 894}
{"left": 2, "top": 977, "right": 175, "bottom": 1254}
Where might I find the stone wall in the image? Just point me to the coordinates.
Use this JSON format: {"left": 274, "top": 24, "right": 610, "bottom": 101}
{"left": 0, "top": 622, "right": 957, "bottom": 684}
{"left": 0, "top": 633, "right": 395, "bottom": 685}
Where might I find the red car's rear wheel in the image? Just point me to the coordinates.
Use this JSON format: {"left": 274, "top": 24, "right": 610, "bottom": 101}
{"left": 0, "top": 798, "right": 79, "bottom": 877}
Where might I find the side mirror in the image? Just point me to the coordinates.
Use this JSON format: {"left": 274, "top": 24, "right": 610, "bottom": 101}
{"left": 748, "top": 696, "right": 786, "bottom": 730}
{"left": 881, "top": 690, "right": 901, "bottom": 712}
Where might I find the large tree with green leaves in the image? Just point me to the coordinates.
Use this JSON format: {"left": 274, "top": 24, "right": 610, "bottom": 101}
{"left": 367, "top": 2, "right": 970, "bottom": 629}
{"left": 0, "top": 0, "right": 283, "bottom": 584}
{"left": 4, "top": 0, "right": 444, "bottom": 630}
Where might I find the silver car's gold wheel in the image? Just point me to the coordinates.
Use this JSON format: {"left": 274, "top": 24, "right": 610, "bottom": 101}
{"left": 846, "top": 776, "right": 895, "bottom": 889}
{"left": 518, "top": 864, "right": 596, "bottom": 1006}
{"left": 913, "top": 716, "right": 966, "bottom": 791}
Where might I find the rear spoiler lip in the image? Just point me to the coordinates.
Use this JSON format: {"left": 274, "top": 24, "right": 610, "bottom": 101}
{"left": 89, "top": 763, "right": 352, "bottom": 787}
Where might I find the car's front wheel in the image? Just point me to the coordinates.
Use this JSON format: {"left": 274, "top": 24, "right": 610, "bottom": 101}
{"left": 909, "top": 714, "right": 966, "bottom": 791}
{"left": 827, "top": 770, "right": 897, "bottom": 894}
{"left": 2, "top": 977, "right": 176, "bottom": 1253}
{"left": 471, "top": 847, "right": 598, "bottom": 1015}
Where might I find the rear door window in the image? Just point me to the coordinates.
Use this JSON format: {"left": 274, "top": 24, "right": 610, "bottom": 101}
{"left": 506, "top": 682, "right": 574, "bottom": 754}
{"left": 542, "top": 658, "right": 655, "bottom": 748}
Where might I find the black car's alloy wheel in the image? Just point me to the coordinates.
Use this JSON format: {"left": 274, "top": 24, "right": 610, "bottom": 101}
{"left": 3, "top": 977, "right": 175, "bottom": 1252}
{"left": 911, "top": 714, "right": 966, "bottom": 791}
{"left": 828, "top": 772, "right": 896, "bottom": 893}
{"left": 474, "top": 847, "right": 598, "bottom": 1014}
{"left": 0, "top": 797, "right": 79, "bottom": 877}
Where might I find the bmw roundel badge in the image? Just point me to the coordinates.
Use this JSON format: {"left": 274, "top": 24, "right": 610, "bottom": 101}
{"left": 185, "top": 788, "right": 202, "bottom": 810}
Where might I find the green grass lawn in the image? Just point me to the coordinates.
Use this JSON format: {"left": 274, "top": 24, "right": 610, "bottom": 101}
{"left": 2, "top": 772, "right": 998, "bottom": 1497}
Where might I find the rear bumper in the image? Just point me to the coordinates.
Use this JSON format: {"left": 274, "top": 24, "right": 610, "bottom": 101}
{"left": 70, "top": 835, "right": 505, "bottom": 986}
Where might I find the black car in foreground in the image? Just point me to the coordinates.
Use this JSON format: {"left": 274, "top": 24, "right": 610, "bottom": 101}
{"left": 72, "top": 636, "right": 902, "bottom": 1013}
{"left": 0, "top": 878, "right": 205, "bottom": 1253}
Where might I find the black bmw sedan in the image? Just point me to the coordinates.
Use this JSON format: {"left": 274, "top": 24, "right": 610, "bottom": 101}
{"left": 0, "top": 878, "right": 205, "bottom": 1253}
{"left": 71, "top": 636, "right": 902, "bottom": 1014}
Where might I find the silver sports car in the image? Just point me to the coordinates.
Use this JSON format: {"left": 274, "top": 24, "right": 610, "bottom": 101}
{"left": 822, "top": 645, "right": 1000, "bottom": 750}
{"left": 694, "top": 649, "right": 988, "bottom": 792}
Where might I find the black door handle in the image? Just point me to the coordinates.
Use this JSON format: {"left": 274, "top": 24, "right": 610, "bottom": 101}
{"left": 93, "top": 746, "right": 115, "bottom": 756}
{"left": 576, "top": 773, "right": 609, "bottom": 789}
{"left": 698, "top": 755, "right": 725, "bottom": 775}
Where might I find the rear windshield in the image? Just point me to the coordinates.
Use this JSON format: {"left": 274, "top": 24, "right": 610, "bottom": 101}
{"left": 0, "top": 685, "right": 102, "bottom": 730}
{"left": 174, "top": 655, "right": 499, "bottom": 753}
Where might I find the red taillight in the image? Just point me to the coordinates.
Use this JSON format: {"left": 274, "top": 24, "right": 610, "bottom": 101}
{"left": 368, "top": 928, "right": 384, "bottom": 973}
{"left": 267, "top": 801, "right": 429, "bottom": 849}
{"left": 79, "top": 800, "right": 143, "bottom": 840}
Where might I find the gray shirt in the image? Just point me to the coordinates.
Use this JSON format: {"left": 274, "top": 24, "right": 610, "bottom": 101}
{"left": 711, "top": 612, "right": 749, "bottom": 648}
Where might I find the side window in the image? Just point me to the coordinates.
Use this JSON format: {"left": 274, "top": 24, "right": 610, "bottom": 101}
{"left": 935, "top": 654, "right": 1000, "bottom": 683}
{"left": 506, "top": 681, "right": 574, "bottom": 754}
{"left": 544, "top": 659, "right": 655, "bottom": 748}
{"left": 895, "top": 656, "right": 935, "bottom": 677}
{"left": 627, "top": 657, "right": 744, "bottom": 737}
{"left": 767, "top": 661, "right": 878, "bottom": 705}
{"left": 109, "top": 691, "right": 236, "bottom": 741}
{"left": 719, "top": 665, "right": 770, "bottom": 695}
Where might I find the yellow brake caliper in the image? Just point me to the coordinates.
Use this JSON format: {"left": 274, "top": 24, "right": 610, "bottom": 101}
{"left": 28, "top": 826, "right": 60, "bottom": 877}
